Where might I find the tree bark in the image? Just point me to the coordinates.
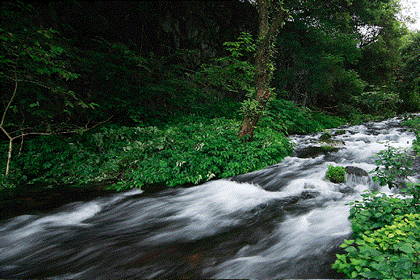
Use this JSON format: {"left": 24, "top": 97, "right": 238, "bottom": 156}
{"left": 238, "top": 0, "right": 287, "bottom": 141}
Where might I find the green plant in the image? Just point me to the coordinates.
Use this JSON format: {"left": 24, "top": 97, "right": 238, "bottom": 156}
{"left": 320, "top": 145, "right": 338, "bottom": 152}
{"left": 399, "top": 32, "right": 420, "bottom": 111}
{"left": 333, "top": 130, "right": 346, "bottom": 136}
{"left": 320, "top": 131, "right": 333, "bottom": 141}
{"left": 0, "top": 174, "right": 17, "bottom": 190}
{"left": 325, "top": 165, "right": 346, "bottom": 183}
{"left": 403, "top": 116, "right": 420, "bottom": 154}
{"left": 260, "top": 98, "right": 346, "bottom": 135}
{"left": 115, "top": 117, "right": 294, "bottom": 190}
{"left": 351, "top": 88, "right": 401, "bottom": 116}
{"left": 4, "top": 117, "right": 294, "bottom": 191}
{"left": 194, "top": 32, "right": 255, "bottom": 101}
{"left": 333, "top": 213, "right": 420, "bottom": 279}
{"left": 0, "top": 3, "right": 100, "bottom": 176}
{"left": 348, "top": 191, "right": 418, "bottom": 238}
{"left": 333, "top": 138, "right": 420, "bottom": 278}
{"left": 371, "top": 145, "right": 414, "bottom": 189}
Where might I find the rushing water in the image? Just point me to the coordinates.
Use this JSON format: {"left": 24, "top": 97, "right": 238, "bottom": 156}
{"left": 0, "top": 117, "right": 418, "bottom": 279}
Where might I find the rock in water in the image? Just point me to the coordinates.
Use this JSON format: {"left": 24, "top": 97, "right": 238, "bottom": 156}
{"left": 345, "top": 166, "right": 369, "bottom": 177}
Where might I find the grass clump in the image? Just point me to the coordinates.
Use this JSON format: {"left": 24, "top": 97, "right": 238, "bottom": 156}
{"left": 325, "top": 165, "right": 346, "bottom": 183}
{"left": 320, "top": 145, "right": 339, "bottom": 152}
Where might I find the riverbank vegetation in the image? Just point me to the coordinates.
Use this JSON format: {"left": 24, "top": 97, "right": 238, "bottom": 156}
{"left": 1, "top": 0, "right": 420, "bottom": 193}
{"left": 0, "top": 100, "right": 345, "bottom": 191}
{"left": 333, "top": 116, "right": 420, "bottom": 278}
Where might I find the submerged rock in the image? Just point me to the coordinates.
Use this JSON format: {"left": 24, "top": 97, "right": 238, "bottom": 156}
{"left": 300, "top": 190, "right": 320, "bottom": 199}
{"left": 338, "top": 186, "right": 354, "bottom": 194}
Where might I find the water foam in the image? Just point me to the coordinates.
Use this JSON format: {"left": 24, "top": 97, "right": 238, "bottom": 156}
{"left": 140, "top": 180, "right": 289, "bottom": 244}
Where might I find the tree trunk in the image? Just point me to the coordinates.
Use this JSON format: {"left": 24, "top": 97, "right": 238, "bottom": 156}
{"left": 238, "top": 0, "right": 287, "bottom": 141}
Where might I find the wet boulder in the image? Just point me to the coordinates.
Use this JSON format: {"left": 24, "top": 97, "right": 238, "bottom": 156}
{"left": 301, "top": 190, "right": 320, "bottom": 199}
{"left": 296, "top": 145, "right": 340, "bottom": 158}
{"left": 345, "top": 166, "right": 374, "bottom": 190}
{"left": 345, "top": 166, "right": 369, "bottom": 177}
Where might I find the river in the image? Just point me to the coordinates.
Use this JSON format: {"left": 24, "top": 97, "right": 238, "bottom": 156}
{"left": 0, "top": 117, "right": 417, "bottom": 278}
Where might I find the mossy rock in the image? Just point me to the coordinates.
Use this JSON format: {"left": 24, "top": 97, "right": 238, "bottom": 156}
{"left": 321, "top": 145, "right": 339, "bottom": 152}
{"left": 326, "top": 165, "right": 346, "bottom": 183}
{"left": 333, "top": 130, "right": 346, "bottom": 136}
{"left": 320, "top": 131, "right": 333, "bottom": 141}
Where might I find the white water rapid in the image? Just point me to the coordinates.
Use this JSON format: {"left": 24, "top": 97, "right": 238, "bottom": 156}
{"left": 0, "top": 117, "right": 417, "bottom": 279}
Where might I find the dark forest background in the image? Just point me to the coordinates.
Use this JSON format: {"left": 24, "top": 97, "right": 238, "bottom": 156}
{"left": 1, "top": 0, "right": 420, "bottom": 190}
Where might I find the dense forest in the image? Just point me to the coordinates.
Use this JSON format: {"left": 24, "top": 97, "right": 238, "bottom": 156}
{"left": 1, "top": 0, "right": 419, "bottom": 191}
{"left": 2, "top": 0, "right": 420, "bottom": 278}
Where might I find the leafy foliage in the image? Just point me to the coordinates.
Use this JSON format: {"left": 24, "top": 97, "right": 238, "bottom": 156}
{"left": 0, "top": 19, "right": 84, "bottom": 128}
{"left": 399, "top": 32, "right": 420, "bottom": 111}
{"left": 2, "top": 117, "right": 294, "bottom": 190}
{"left": 333, "top": 213, "right": 420, "bottom": 279}
{"left": 0, "top": 0, "right": 413, "bottom": 190}
{"left": 0, "top": 2, "right": 102, "bottom": 176}
{"left": 193, "top": 32, "right": 255, "bottom": 107}
{"left": 404, "top": 116, "right": 420, "bottom": 155}
{"left": 0, "top": 2, "right": 91, "bottom": 125}
{"left": 319, "top": 131, "right": 332, "bottom": 141}
{"left": 371, "top": 145, "right": 414, "bottom": 188}
{"left": 347, "top": 191, "right": 418, "bottom": 239}
{"left": 325, "top": 165, "right": 346, "bottom": 183}
{"left": 273, "top": 4, "right": 365, "bottom": 111}
{"left": 0, "top": 174, "right": 18, "bottom": 190}
{"left": 351, "top": 87, "right": 401, "bottom": 116}
{"left": 260, "top": 98, "right": 346, "bottom": 135}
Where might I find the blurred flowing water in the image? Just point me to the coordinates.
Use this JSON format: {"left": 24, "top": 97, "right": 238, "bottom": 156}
{"left": 0, "top": 117, "right": 417, "bottom": 279}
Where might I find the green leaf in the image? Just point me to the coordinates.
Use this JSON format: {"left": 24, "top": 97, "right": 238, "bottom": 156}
{"left": 397, "top": 243, "right": 415, "bottom": 254}
{"left": 29, "top": 101, "right": 40, "bottom": 108}
{"left": 345, "top": 246, "right": 358, "bottom": 255}
{"left": 351, "top": 271, "right": 359, "bottom": 279}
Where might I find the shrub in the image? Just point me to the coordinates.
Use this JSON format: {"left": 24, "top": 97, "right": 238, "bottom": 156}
{"left": 351, "top": 88, "right": 401, "bottom": 116}
{"left": 371, "top": 145, "right": 414, "bottom": 189}
{"left": 325, "top": 165, "right": 346, "bottom": 183}
{"left": 333, "top": 115, "right": 420, "bottom": 278}
{"left": 117, "top": 117, "right": 294, "bottom": 190}
{"left": 0, "top": 174, "right": 18, "bottom": 190}
{"left": 260, "top": 98, "right": 346, "bottom": 135}
{"left": 348, "top": 191, "right": 418, "bottom": 238}
{"left": 403, "top": 115, "right": 420, "bottom": 154}
{"left": 321, "top": 145, "right": 338, "bottom": 152}
{"left": 333, "top": 213, "right": 420, "bottom": 279}
{"left": 3, "top": 117, "right": 294, "bottom": 190}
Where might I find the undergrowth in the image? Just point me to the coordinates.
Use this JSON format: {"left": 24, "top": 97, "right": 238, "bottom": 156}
{"left": 0, "top": 97, "right": 347, "bottom": 191}
{"left": 1, "top": 117, "right": 294, "bottom": 191}
{"left": 261, "top": 99, "right": 346, "bottom": 135}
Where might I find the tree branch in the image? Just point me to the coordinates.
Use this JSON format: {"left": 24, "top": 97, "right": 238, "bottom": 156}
{"left": 10, "top": 115, "right": 114, "bottom": 141}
